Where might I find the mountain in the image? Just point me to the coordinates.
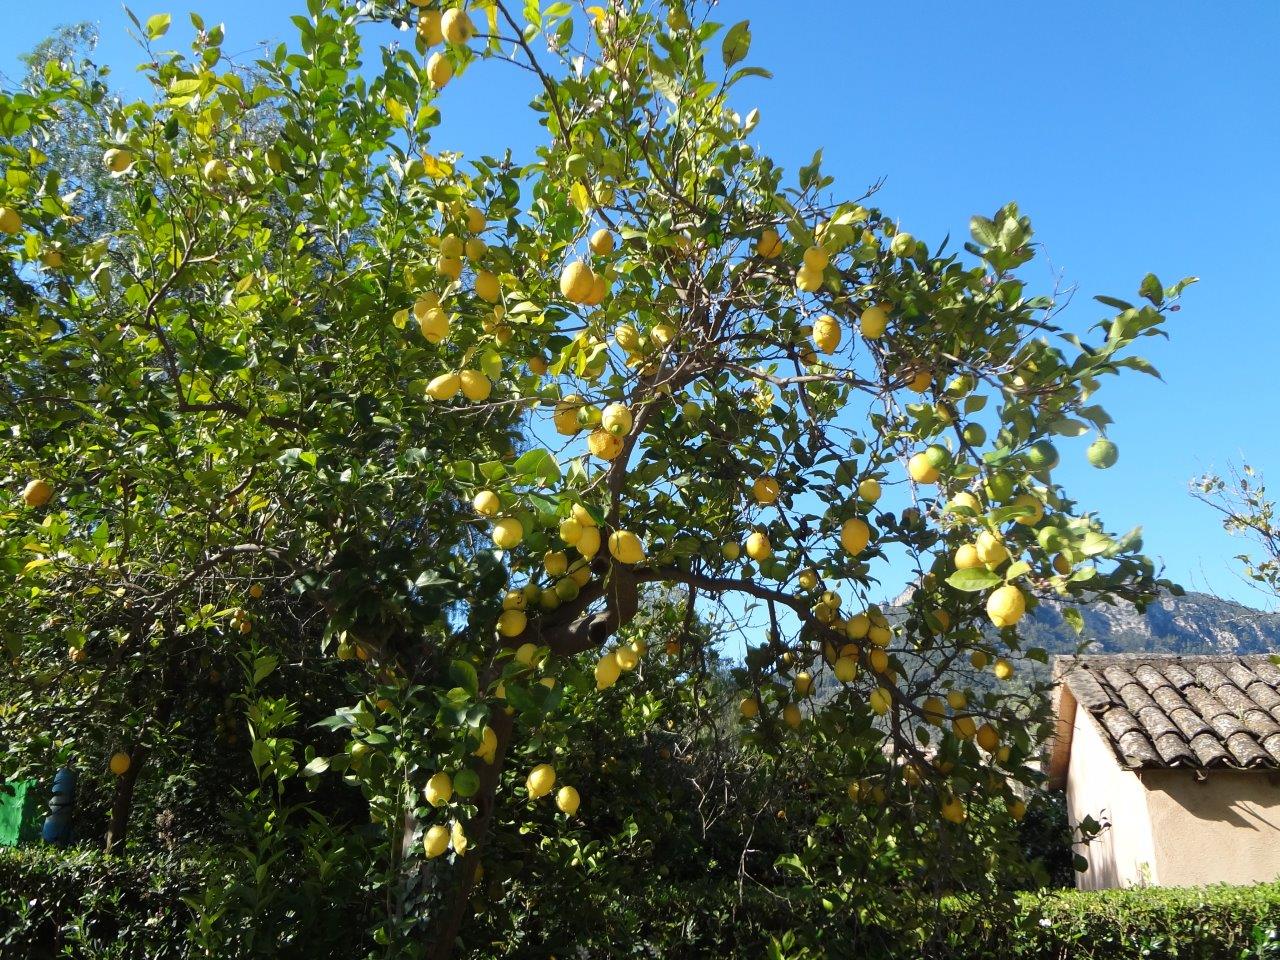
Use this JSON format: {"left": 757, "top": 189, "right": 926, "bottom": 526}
{"left": 1007, "top": 590, "right": 1280, "bottom": 658}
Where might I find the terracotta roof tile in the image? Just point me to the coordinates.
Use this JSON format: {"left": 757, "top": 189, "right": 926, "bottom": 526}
{"left": 1056, "top": 654, "right": 1280, "bottom": 772}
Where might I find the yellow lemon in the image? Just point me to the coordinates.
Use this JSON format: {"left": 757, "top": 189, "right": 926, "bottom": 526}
{"left": 418, "top": 10, "right": 443, "bottom": 44}
{"left": 492, "top": 517, "right": 523, "bottom": 550}
{"left": 559, "top": 260, "right": 595, "bottom": 303}
{"left": 474, "top": 270, "right": 500, "bottom": 303}
{"left": 812, "top": 315, "right": 841, "bottom": 353}
{"left": 526, "top": 763, "right": 556, "bottom": 799}
{"left": 544, "top": 550, "right": 568, "bottom": 577}
{"left": 783, "top": 703, "right": 802, "bottom": 728}
{"left": 993, "top": 657, "right": 1015, "bottom": 680}
{"left": 497, "top": 610, "right": 526, "bottom": 637}
{"left": 437, "top": 255, "right": 463, "bottom": 280}
{"left": 794, "top": 672, "right": 813, "bottom": 697}
{"left": 860, "top": 304, "right": 888, "bottom": 339}
{"left": 418, "top": 306, "right": 450, "bottom": 343}
{"left": 921, "top": 696, "right": 946, "bottom": 725}
{"left": 465, "top": 205, "right": 486, "bottom": 233}
{"left": 607, "top": 530, "right": 645, "bottom": 564}
{"left": 976, "top": 723, "right": 1000, "bottom": 752}
{"left": 834, "top": 658, "right": 857, "bottom": 682}
{"left": 556, "top": 786, "right": 580, "bottom": 816}
{"left": 426, "top": 372, "right": 461, "bottom": 400}
{"left": 424, "top": 824, "right": 450, "bottom": 858}
{"left": 840, "top": 517, "right": 870, "bottom": 555}
{"left": 103, "top": 148, "right": 134, "bottom": 173}
{"left": 473, "top": 490, "right": 500, "bottom": 516}
{"left": 940, "top": 796, "right": 966, "bottom": 824}
{"left": 426, "top": 771, "right": 453, "bottom": 807}
{"left": 441, "top": 8, "right": 475, "bottom": 43}
{"left": 0, "top": 207, "right": 21, "bottom": 235}
{"left": 109, "top": 752, "right": 131, "bottom": 776}
{"left": 955, "top": 543, "right": 982, "bottom": 569}
{"left": 975, "top": 530, "right": 1009, "bottom": 567}
{"left": 553, "top": 395, "right": 584, "bottom": 435}
{"left": 795, "top": 264, "right": 823, "bottom": 293}
{"left": 601, "top": 402, "right": 633, "bottom": 437}
{"left": 1012, "top": 493, "right": 1044, "bottom": 526}
{"left": 576, "top": 525, "right": 601, "bottom": 558}
{"left": 986, "top": 585, "right": 1026, "bottom": 628}
{"left": 614, "top": 323, "right": 641, "bottom": 353}
{"left": 869, "top": 687, "right": 891, "bottom": 715}
{"left": 906, "top": 369, "right": 931, "bottom": 393}
{"left": 857, "top": 478, "right": 881, "bottom": 503}
{"left": 440, "top": 234, "right": 464, "bottom": 259}
{"left": 558, "top": 517, "right": 583, "bottom": 545}
{"left": 756, "top": 228, "right": 782, "bottom": 259}
{"left": 589, "top": 228, "right": 615, "bottom": 255}
{"left": 587, "top": 429, "right": 624, "bottom": 460}
{"left": 745, "top": 531, "right": 772, "bottom": 561}
{"left": 752, "top": 476, "right": 780, "bottom": 505}
{"left": 22, "top": 479, "right": 53, "bottom": 509}
{"left": 459, "top": 369, "right": 492, "bottom": 402}
{"left": 907, "top": 453, "right": 939, "bottom": 484}
{"left": 802, "top": 246, "right": 829, "bottom": 271}
{"left": 595, "top": 651, "right": 622, "bottom": 690}
{"left": 739, "top": 696, "right": 759, "bottom": 718}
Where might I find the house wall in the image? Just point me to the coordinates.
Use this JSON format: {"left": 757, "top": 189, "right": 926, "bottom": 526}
{"left": 1064, "top": 709, "right": 1158, "bottom": 890}
{"left": 1141, "top": 769, "right": 1280, "bottom": 887}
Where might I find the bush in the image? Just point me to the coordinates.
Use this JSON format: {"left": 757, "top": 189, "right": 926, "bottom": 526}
{"left": 935, "top": 882, "right": 1280, "bottom": 960}
{"left": 0, "top": 846, "right": 200, "bottom": 960}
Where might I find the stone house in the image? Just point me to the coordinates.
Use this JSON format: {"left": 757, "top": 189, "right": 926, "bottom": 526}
{"left": 1048, "top": 654, "right": 1280, "bottom": 889}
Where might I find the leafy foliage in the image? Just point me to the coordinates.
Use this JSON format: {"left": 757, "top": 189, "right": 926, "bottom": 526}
{"left": 0, "top": 1, "right": 1195, "bottom": 957}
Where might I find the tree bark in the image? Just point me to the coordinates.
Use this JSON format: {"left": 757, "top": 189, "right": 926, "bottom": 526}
{"left": 104, "top": 742, "right": 145, "bottom": 856}
{"left": 427, "top": 706, "right": 514, "bottom": 960}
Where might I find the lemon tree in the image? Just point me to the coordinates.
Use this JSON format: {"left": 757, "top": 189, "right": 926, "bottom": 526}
{"left": 0, "top": 1, "right": 1190, "bottom": 956}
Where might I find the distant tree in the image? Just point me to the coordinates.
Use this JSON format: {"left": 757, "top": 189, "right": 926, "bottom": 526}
{"left": 1194, "top": 464, "right": 1280, "bottom": 608}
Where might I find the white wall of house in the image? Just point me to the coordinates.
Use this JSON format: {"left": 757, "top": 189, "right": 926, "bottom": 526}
{"left": 1066, "top": 710, "right": 1280, "bottom": 889}
{"left": 1064, "top": 708, "right": 1158, "bottom": 889}
{"left": 1141, "top": 769, "right": 1280, "bottom": 887}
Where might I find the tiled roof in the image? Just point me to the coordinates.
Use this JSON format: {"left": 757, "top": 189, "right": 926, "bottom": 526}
{"left": 1054, "top": 654, "right": 1280, "bottom": 774}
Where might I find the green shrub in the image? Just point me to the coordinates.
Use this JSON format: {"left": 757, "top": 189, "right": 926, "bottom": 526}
{"left": 935, "top": 882, "right": 1280, "bottom": 960}
{"left": 0, "top": 846, "right": 200, "bottom": 960}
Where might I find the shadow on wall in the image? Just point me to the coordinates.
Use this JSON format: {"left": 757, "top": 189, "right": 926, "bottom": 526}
{"left": 1144, "top": 770, "right": 1280, "bottom": 832}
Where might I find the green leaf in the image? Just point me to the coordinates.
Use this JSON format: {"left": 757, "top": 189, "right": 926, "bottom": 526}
{"left": 1005, "top": 560, "right": 1031, "bottom": 581}
{"left": 969, "top": 215, "right": 998, "bottom": 247}
{"left": 945, "top": 569, "right": 1003, "bottom": 592}
{"left": 449, "top": 659, "right": 479, "bottom": 696}
{"left": 253, "top": 654, "right": 278, "bottom": 684}
{"left": 1139, "top": 272, "right": 1163, "bottom": 306}
{"left": 1062, "top": 608, "right": 1084, "bottom": 635}
{"left": 146, "top": 13, "right": 172, "bottom": 39}
{"left": 721, "top": 20, "right": 751, "bottom": 69}
{"left": 301, "top": 756, "right": 330, "bottom": 777}
{"left": 513, "top": 448, "right": 561, "bottom": 483}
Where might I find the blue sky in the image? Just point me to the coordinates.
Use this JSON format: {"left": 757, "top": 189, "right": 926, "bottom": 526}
{"left": 4, "top": 1, "right": 1279, "bottom": 610}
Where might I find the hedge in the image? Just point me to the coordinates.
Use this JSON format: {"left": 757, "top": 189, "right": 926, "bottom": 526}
{"left": 935, "top": 883, "right": 1280, "bottom": 960}
{"left": 0, "top": 846, "right": 201, "bottom": 959}
{"left": 1, "top": 845, "right": 1277, "bottom": 959}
